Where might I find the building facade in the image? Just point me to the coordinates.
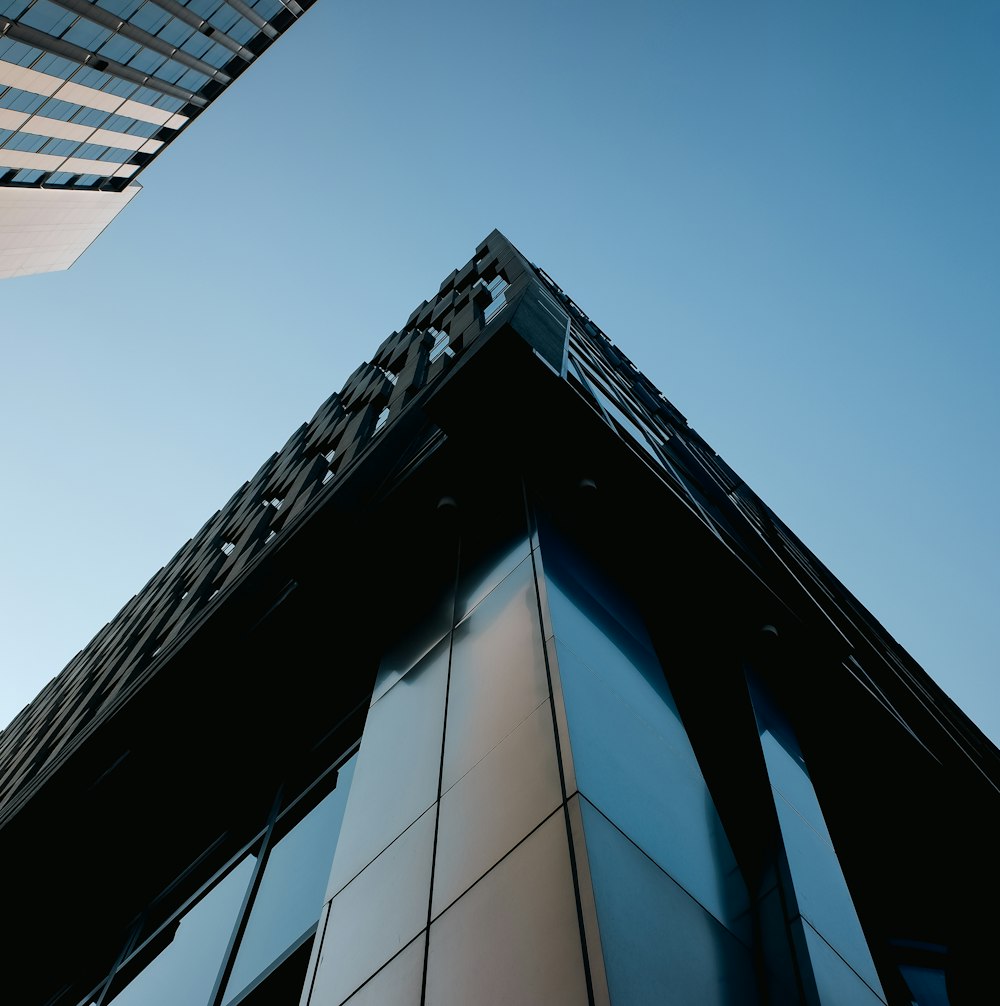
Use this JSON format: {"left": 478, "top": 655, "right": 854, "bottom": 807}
{"left": 0, "top": 0, "right": 312, "bottom": 277}
{"left": 0, "top": 232, "right": 994, "bottom": 1005}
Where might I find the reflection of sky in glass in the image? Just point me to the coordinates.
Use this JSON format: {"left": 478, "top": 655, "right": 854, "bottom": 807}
{"left": 542, "top": 530, "right": 750, "bottom": 940}
{"left": 224, "top": 755, "right": 357, "bottom": 1002}
{"left": 106, "top": 855, "right": 255, "bottom": 1006}
{"left": 749, "top": 673, "right": 884, "bottom": 998}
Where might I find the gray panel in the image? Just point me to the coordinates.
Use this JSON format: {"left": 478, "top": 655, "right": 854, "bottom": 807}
{"left": 442, "top": 556, "right": 549, "bottom": 791}
{"left": 424, "top": 811, "right": 588, "bottom": 1006}
{"left": 580, "top": 798, "right": 758, "bottom": 1006}
{"left": 432, "top": 700, "right": 562, "bottom": 917}
{"left": 310, "top": 808, "right": 434, "bottom": 1006}
{"left": 556, "top": 640, "right": 751, "bottom": 940}
{"left": 341, "top": 933, "right": 426, "bottom": 1006}
{"left": 327, "top": 639, "right": 449, "bottom": 896}
{"left": 795, "top": 921, "right": 886, "bottom": 1006}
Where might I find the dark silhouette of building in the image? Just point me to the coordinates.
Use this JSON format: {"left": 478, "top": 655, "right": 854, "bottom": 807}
{"left": 0, "top": 0, "right": 315, "bottom": 277}
{"left": 1, "top": 231, "right": 994, "bottom": 1005}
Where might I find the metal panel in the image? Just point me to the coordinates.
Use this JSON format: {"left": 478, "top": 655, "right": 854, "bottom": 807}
{"left": 309, "top": 807, "right": 434, "bottom": 1006}
{"left": 424, "top": 811, "right": 588, "bottom": 1006}
{"left": 442, "top": 556, "right": 548, "bottom": 791}
{"left": 432, "top": 700, "right": 562, "bottom": 918}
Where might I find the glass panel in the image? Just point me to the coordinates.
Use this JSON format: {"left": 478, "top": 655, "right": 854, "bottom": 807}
{"left": 899, "top": 965, "right": 949, "bottom": 1005}
{"left": 747, "top": 670, "right": 884, "bottom": 998}
{"left": 540, "top": 531, "right": 749, "bottom": 938}
{"left": 798, "top": 922, "right": 885, "bottom": 1006}
{"left": 223, "top": 755, "right": 358, "bottom": 1003}
{"left": 774, "top": 793, "right": 884, "bottom": 994}
{"left": 556, "top": 641, "right": 750, "bottom": 939}
{"left": 106, "top": 855, "right": 255, "bottom": 1006}
{"left": 581, "top": 798, "right": 757, "bottom": 1006}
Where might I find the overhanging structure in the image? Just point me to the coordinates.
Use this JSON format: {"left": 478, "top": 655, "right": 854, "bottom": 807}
{"left": 1, "top": 231, "right": 993, "bottom": 1005}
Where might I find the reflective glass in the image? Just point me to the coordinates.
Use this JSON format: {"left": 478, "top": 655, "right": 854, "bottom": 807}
{"left": 900, "top": 965, "right": 949, "bottom": 1005}
{"left": 747, "top": 671, "right": 883, "bottom": 996}
{"left": 751, "top": 674, "right": 831, "bottom": 839}
{"left": 774, "top": 793, "right": 884, "bottom": 995}
{"left": 223, "top": 755, "right": 357, "bottom": 1003}
{"left": 106, "top": 855, "right": 255, "bottom": 1006}
{"left": 798, "top": 921, "right": 885, "bottom": 1006}
{"left": 557, "top": 641, "right": 750, "bottom": 938}
{"left": 582, "top": 799, "right": 756, "bottom": 1006}
{"left": 19, "top": 0, "right": 75, "bottom": 36}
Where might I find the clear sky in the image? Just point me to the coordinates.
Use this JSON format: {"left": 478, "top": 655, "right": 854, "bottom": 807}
{"left": 1, "top": 0, "right": 998, "bottom": 747}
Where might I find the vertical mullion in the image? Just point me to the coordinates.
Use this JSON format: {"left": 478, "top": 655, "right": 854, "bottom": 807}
{"left": 206, "top": 786, "right": 284, "bottom": 1006}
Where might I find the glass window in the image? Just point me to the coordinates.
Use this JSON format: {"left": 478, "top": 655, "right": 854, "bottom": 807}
{"left": 180, "top": 31, "right": 213, "bottom": 59}
{"left": 582, "top": 798, "right": 757, "bottom": 1006}
{"left": 99, "top": 34, "right": 142, "bottom": 63}
{"left": 19, "top": 0, "right": 76, "bottom": 36}
{"left": 96, "top": 0, "right": 144, "bottom": 18}
{"left": 105, "top": 855, "right": 255, "bottom": 1006}
{"left": 130, "top": 3, "right": 172, "bottom": 34}
{"left": 128, "top": 49, "right": 167, "bottom": 75}
{"left": 223, "top": 754, "right": 358, "bottom": 1003}
{"left": 176, "top": 67, "right": 210, "bottom": 91}
{"left": 38, "top": 97, "right": 82, "bottom": 121}
{"left": 31, "top": 53, "right": 79, "bottom": 78}
{"left": 0, "top": 88, "right": 46, "bottom": 113}
{"left": 71, "top": 106, "right": 111, "bottom": 127}
{"left": 41, "top": 137, "right": 81, "bottom": 156}
{"left": 62, "top": 19, "right": 114, "bottom": 51}
{"left": 0, "top": 0, "right": 32, "bottom": 19}
{"left": 0, "top": 39, "right": 42, "bottom": 65}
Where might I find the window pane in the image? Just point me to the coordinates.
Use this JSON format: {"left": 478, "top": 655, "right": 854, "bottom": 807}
{"left": 106, "top": 855, "right": 255, "bottom": 1006}
{"left": 223, "top": 755, "right": 358, "bottom": 1002}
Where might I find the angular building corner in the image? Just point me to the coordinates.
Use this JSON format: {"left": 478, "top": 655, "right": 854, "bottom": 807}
{"left": 1, "top": 231, "right": 994, "bottom": 1005}
{"left": 0, "top": 0, "right": 315, "bottom": 278}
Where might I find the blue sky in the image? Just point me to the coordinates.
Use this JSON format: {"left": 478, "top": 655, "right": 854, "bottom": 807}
{"left": 1, "top": 0, "right": 998, "bottom": 745}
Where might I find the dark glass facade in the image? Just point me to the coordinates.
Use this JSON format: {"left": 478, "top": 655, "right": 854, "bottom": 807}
{"left": 0, "top": 231, "right": 996, "bottom": 1004}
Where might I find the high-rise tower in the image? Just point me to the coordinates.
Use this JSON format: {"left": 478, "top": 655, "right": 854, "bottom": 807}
{"left": 1, "top": 232, "right": 992, "bottom": 1005}
{"left": 0, "top": 0, "right": 313, "bottom": 277}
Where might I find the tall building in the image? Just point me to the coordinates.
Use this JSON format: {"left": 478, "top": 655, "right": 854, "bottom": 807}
{"left": 0, "top": 231, "right": 994, "bottom": 1006}
{"left": 0, "top": 0, "right": 313, "bottom": 277}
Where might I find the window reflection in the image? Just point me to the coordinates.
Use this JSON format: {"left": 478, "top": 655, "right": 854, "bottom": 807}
{"left": 223, "top": 754, "right": 358, "bottom": 1003}
{"left": 105, "top": 855, "right": 255, "bottom": 1006}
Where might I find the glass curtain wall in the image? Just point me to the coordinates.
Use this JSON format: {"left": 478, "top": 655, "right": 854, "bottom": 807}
{"left": 71, "top": 745, "right": 357, "bottom": 1006}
